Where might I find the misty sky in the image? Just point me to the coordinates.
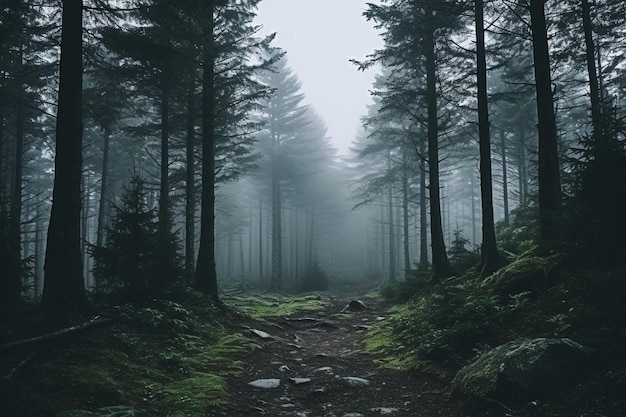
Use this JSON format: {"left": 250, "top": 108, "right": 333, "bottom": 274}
{"left": 254, "top": 0, "right": 383, "bottom": 155}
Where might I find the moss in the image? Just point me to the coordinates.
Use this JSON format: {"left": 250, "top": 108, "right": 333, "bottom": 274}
{"left": 0, "top": 294, "right": 263, "bottom": 417}
{"left": 224, "top": 293, "right": 327, "bottom": 318}
{"left": 155, "top": 373, "right": 226, "bottom": 415}
{"left": 481, "top": 250, "right": 561, "bottom": 296}
{"left": 362, "top": 304, "right": 420, "bottom": 371}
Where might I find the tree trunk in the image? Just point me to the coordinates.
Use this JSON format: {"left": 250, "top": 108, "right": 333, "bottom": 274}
{"left": 271, "top": 166, "right": 282, "bottom": 290}
{"left": 96, "top": 126, "right": 110, "bottom": 249}
{"left": 529, "top": 0, "right": 562, "bottom": 244}
{"left": 402, "top": 152, "right": 411, "bottom": 279}
{"left": 475, "top": 0, "right": 501, "bottom": 278}
{"left": 81, "top": 172, "right": 90, "bottom": 287}
{"left": 581, "top": 0, "right": 602, "bottom": 136}
{"left": 500, "top": 129, "right": 510, "bottom": 226}
{"left": 195, "top": 3, "right": 219, "bottom": 301}
{"left": 258, "top": 199, "right": 263, "bottom": 283}
{"left": 41, "top": 0, "right": 90, "bottom": 316}
{"left": 185, "top": 84, "right": 196, "bottom": 286}
{"left": 418, "top": 138, "right": 429, "bottom": 270}
{"left": 8, "top": 96, "right": 25, "bottom": 302}
{"left": 387, "top": 157, "right": 396, "bottom": 283}
{"left": 425, "top": 26, "right": 451, "bottom": 280}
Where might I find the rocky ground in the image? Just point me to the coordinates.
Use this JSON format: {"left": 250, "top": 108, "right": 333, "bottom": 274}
{"left": 216, "top": 297, "right": 465, "bottom": 417}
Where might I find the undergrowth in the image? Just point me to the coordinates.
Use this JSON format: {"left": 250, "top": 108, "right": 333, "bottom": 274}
{"left": 1, "top": 290, "right": 327, "bottom": 417}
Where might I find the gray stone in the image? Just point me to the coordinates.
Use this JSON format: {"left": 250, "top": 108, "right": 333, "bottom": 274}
{"left": 289, "top": 377, "right": 312, "bottom": 385}
{"left": 371, "top": 407, "right": 399, "bottom": 414}
{"left": 342, "top": 376, "right": 370, "bottom": 387}
{"left": 249, "top": 329, "right": 272, "bottom": 339}
{"left": 342, "top": 414, "right": 365, "bottom": 417}
{"left": 248, "top": 378, "right": 281, "bottom": 389}
{"left": 453, "top": 338, "right": 591, "bottom": 399}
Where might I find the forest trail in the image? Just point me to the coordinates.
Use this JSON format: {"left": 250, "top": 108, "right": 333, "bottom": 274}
{"left": 217, "top": 297, "right": 464, "bottom": 417}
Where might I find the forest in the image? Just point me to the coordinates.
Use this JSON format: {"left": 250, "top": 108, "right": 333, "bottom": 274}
{"left": 0, "top": 0, "right": 625, "bottom": 416}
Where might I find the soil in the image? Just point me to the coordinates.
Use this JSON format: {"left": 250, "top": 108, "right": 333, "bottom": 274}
{"left": 216, "top": 297, "right": 465, "bottom": 417}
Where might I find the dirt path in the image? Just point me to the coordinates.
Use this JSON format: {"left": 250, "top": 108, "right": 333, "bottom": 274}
{"left": 216, "top": 297, "right": 465, "bottom": 417}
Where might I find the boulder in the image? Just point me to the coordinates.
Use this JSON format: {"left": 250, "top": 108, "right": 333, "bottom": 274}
{"left": 453, "top": 338, "right": 591, "bottom": 400}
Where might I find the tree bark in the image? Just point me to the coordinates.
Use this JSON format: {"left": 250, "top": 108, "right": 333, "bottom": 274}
{"left": 581, "top": 0, "right": 602, "bottom": 136}
{"left": 41, "top": 0, "right": 90, "bottom": 316}
{"left": 185, "top": 84, "right": 196, "bottom": 286}
{"left": 418, "top": 138, "right": 429, "bottom": 270}
{"left": 258, "top": 199, "right": 263, "bottom": 283}
{"left": 8, "top": 94, "right": 25, "bottom": 302}
{"left": 425, "top": 26, "right": 451, "bottom": 280}
{"left": 195, "top": 2, "right": 219, "bottom": 301}
{"left": 96, "top": 126, "right": 110, "bottom": 250}
{"left": 529, "top": 0, "right": 562, "bottom": 244}
{"left": 387, "top": 156, "right": 396, "bottom": 283}
{"left": 402, "top": 152, "right": 411, "bottom": 279}
{"left": 500, "top": 129, "right": 509, "bottom": 226}
{"left": 271, "top": 165, "right": 282, "bottom": 290}
{"left": 475, "top": 0, "right": 502, "bottom": 278}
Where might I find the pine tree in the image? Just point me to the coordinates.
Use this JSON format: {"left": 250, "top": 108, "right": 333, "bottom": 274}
{"left": 90, "top": 173, "right": 183, "bottom": 300}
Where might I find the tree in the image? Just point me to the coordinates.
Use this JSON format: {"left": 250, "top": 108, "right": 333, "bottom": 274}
{"left": 529, "top": 0, "right": 562, "bottom": 244}
{"left": 474, "top": 0, "right": 501, "bottom": 277}
{"left": 254, "top": 56, "right": 309, "bottom": 291}
{"left": 40, "top": 0, "right": 90, "bottom": 316}
{"left": 195, "top": 0, "right": 218, "bottom": 299}
{"left": 90, "top": 173, "right": 182, "bottom": 299}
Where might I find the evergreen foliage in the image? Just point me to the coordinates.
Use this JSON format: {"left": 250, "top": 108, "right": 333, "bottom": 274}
{"left": 89, "top": 173, "right": 183, "bottom": 300}
{"left": 565, "top": 105, "right": 626, "bottom": 265}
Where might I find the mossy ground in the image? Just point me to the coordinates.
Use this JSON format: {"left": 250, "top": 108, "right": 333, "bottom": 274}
{"left": 0, "top": 291, "right": 328, "bottom": 417}
{"left": 361, "top": 252, "right": 626, "bottom": 416}
{"left": 223, "top": 293, "right": 327, "bottom": 319}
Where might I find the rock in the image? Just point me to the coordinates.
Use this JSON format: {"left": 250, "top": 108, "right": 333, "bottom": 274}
{"left": 342, "top": 376, "right": 370, "bottom": 387}
{"left": 249, "top": 329, "right": 272, "bottom": 339}
{"left": 289, "top": 377, "right": 312, "bottom": 385}
{"left": 371, "top": 407, "right": 399, "bottom": 414}
{"left": 453, "top": 338, "right": 591, "bottom": 400}
{"left": 248, "top": 378, "right": 281, "bottom": 389}
{"left": 312, "top": 366, "right": 334, "bottom": 375}
{"left": 342, "top": 413, "right": 365, "bottom": 417}
{"left": 279, "top": 365, "right": 290, "bottom": 372}
{"left": 341, "top": 300, "right": 369, "bottom": 313}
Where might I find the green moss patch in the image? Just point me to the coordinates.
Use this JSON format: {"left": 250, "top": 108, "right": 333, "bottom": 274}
{"left": 224, "top": 293, "right": 327, "bottom": 319}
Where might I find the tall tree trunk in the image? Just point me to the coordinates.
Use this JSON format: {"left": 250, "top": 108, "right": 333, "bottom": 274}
{"left": 402, "top": 153, "right": 411, "bottom": 278}
{"left": 475, "top": 0, "right": 501, "bottom": 278}
{"left": 159, "top": 85, "right": 170, "bottom": 228}
{"left": 41, "top": 0, "right": 89, "bottom": 316}
{"left": 258, "top": 199, "right": 263, "bottom": 283}
{"left": 470, "top": 172, "right": 477, "bottom": 244}
{"left": 418, "top": 139, "right": 429, "bottom": 270}
{"left": 529, "top": 0, "right": 562, "bottom": 244}
{"left": 500, "top": 129, "right": 510, "bottom": 226}
{"left": 96, "top": 126, "right": 110, "bottom": 249}
{"left": 195, "top": 3, "right": 219, "bottom": 301}
{"left": 7, "top": 96, "right": 25, "bottom": 302}
{"left": 271, "top": 167, "right": 282, "bottom": 290}
{"left": 35, "top": 195, "right": 44, "bottom": 297}
{"left": 581, "top": 0, "right": 602, "bottom": 136}
{"left": 81, "top": 172, "right": 90, "bottom": 287}
{"left": 425, "top": 27, "right": 451, "bottom": 280}
{"left": 387, "top": 157, "right": 396, "bottom": 283}
{"left": 185, "top": 84, "right": 196, "bottom": 286}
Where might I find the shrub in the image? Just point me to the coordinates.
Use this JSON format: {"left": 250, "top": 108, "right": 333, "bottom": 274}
{"left": 390, "top": 277, "right": 500, "bottom": 364}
